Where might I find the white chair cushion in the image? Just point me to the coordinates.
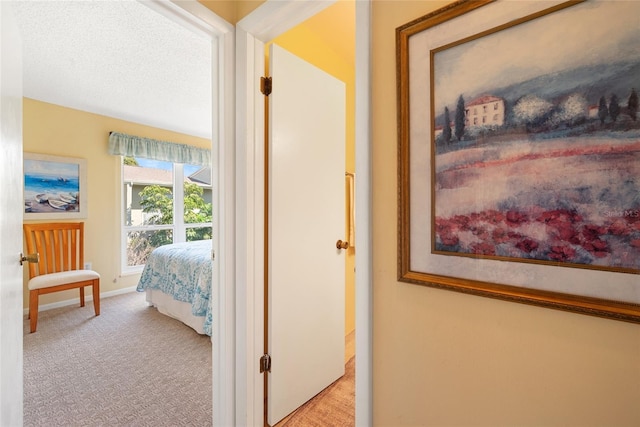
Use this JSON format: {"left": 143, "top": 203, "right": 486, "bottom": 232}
{"left": 28, "top": 270, "right": 100, "bottom": 290}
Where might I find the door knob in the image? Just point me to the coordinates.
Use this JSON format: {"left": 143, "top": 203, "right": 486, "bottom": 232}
{"left": 20, "top": 252, "right": 39, "bottom": 266}
{"left": 336, "top": 240, "right": 349, "bottom": 250}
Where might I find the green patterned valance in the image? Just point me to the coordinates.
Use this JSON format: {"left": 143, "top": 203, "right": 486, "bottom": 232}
{"left": 108, "top": 132, "right": 210, "bottom": 166}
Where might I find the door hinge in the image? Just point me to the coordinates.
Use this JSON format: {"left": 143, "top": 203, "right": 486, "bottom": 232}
{"left": 260, "top": 76, "right": 272, "bottom": 96}
{"left": 260, "top": 354, "right": 271, "bottom": 373}
{"left": 211, "top": 250, "right": 215, "bottom": 261}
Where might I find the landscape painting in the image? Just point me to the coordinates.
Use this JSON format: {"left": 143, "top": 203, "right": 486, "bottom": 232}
{"left": 24, "top": 153, "right": 87, "bottom": 219}
{"left": 432, "top": 1, "right": 640, "bottom": 274}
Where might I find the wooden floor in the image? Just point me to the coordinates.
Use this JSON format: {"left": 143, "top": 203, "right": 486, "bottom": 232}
{"left": 345, "top": 329, "right": 356, "bottom": 362}
{"left": 273, "top": 330, "right": 355, "bottom": 426}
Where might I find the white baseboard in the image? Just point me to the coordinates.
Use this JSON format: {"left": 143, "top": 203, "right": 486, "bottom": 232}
{"left": 23, "top": 286, "right": 139, "bottom": 316}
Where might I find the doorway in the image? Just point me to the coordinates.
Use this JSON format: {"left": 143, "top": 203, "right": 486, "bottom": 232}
{"left": 5, "top": 1, "right": 232, "bottom": 423}
{"left": 233, "top": 1, "right": 372, "bottom": 425}
{"left": 267, "top": 0, "right": 357, "bottom": 371}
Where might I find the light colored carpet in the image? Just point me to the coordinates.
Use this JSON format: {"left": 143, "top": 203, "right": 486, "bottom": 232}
{"left": 23, "top": 291, "right": 212, "bottom": 427}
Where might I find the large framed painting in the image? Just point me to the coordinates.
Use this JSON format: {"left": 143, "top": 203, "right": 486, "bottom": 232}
{"left": 24, "top": 153, "right": 88, "bottom": 220}
{"left": 397, "top": 0, "right": 640, "bottom": 323}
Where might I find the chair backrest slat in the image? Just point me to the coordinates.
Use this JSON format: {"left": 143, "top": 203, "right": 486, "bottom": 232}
{"left": 50, "top": 229, "right": 59, "bottom": 272}
{"left": 60, "top": 228, "right": 68, "bottom": 271}
{"left": 23, "top": 223, "right": 85, "bottom": 279}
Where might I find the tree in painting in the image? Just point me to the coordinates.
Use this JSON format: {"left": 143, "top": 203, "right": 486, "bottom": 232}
{"left": 628, "top": 88, "right": 638, "bottom": 121}
{"left": 597, "top": 96, "right": 608, "bottom": 124}
{"left": 549, "top": 93, "right": 587, "bottom": 127}
{"left": 442, "top": 106, "right": 452, "bottom": 144}
{"left": 454, "top": 95, "right": 465, "bottom": 141}
{"left": 609, "top": 94, "right": 620, "bottom": 123}
{"left": 513, "top": 94, "right": 553, "bottom": 129}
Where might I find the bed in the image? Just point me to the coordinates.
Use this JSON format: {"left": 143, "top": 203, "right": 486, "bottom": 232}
{"left": 136, "top": 239, "right": 213, "bottom": 336}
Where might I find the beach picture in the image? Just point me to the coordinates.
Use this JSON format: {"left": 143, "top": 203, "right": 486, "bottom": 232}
{"left": 431, "top": 1, "right": 640, "bottom": 274}
{"left": 24, "top": 153, "right": 87, "bottom": 219}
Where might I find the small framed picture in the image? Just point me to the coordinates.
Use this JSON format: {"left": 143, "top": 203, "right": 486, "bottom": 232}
{"left": 24, "top": 152, "right": 88, "bottom": 220}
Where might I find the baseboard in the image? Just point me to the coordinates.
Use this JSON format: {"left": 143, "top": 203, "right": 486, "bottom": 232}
{"left": 23, "top": 286, "right": 139, "bottom": 316}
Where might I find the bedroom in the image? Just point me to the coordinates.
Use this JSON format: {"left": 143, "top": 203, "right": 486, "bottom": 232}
{"left": 17, "top": 0, "right": 355, "bottom": 335}
{"left": 12, "top": 0, "right": 357, "bottom": 425}
{"left": 17, "top": 6, "right": 356, "bottom": 328}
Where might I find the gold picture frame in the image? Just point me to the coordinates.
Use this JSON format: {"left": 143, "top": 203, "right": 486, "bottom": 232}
{"left": 397, "top": 0, "right": 640, "bottom": 323}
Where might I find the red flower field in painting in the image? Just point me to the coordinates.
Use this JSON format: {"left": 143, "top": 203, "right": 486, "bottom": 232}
{"left": 434, "top": 137, "right": 640, "bottom": 272}
{"left": 435, "top": 206, "right": 640, "bottom": 268}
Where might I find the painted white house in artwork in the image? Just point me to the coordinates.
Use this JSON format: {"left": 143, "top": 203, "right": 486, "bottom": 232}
{"left": 465, "top": 95, "right": 505, "bottom": 128}
{"left": 435, "top": 94, "right": 506, "bottom": 139}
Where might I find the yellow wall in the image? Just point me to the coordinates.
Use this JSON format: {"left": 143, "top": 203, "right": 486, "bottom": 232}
{"left": 269, "top": 15, "right": 356, "bottom": 336}
{"left": 197, "top": 0, "right": 236, "bottom": 24}
{"left": 197, "top": 0, "right": 261, "bottom": 24}
{"left": 372, "top": 1, "right": 640, "bottom": 426}
{"left": 22, "top": 99, "right": 210, "bottom": 309}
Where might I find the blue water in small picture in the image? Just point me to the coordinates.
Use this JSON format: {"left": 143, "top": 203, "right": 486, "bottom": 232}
{"left": 24, "top": 159, "right": 80, "bottom": 213}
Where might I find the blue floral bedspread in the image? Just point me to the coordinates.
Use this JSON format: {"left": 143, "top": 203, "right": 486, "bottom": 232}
{"left": 137, "top": 239, "right": 212, "bottom": 336}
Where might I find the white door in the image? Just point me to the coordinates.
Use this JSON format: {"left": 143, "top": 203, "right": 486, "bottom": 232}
{"left": 0, "top": 2, "right": 24, "bottom": 425}
{"left": 267, "top": 44, "right": 346, "bottom": 426}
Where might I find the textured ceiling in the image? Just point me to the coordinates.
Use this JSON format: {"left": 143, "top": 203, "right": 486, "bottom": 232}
{"left": 13, "top": 0, "right": 212, "bottom": 139}
{"left": 12, "top": 1, "right": 354, "bottom": 141}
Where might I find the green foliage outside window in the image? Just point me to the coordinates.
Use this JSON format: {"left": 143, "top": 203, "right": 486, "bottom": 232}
{"left": 183, "top": 182, "right": 213, "bottom": 241}
{"left": 123, "top": 156, "right": 139, "bottom": 166}
{"left": 140, "top": 185, "right": 174, "bottom": 226}
{"left": 127, "top": 182, "right": 212, "bottom": 266}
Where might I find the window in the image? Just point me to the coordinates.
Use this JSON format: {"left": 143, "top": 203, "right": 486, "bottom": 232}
{"left": 121, "top": 156, "right": 212, "bottom": 272}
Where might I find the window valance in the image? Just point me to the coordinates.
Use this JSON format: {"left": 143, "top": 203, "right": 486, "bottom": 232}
{"left": 108, "top": 132, "right": 211, "bottom": 166}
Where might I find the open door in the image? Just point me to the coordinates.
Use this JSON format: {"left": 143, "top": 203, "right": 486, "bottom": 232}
{"left": 266, "top": 43, "right": 346, "bottom": 426}
{"left": 0, "top": 2, "right": 24, "bottom": 424}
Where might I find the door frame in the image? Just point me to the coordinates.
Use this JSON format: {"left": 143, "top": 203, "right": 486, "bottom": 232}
{"left": 234, "top": 1, "right": 372, "bottom": 425}
{"left": 156, "top": 2, "right": 236, "bottom": 427}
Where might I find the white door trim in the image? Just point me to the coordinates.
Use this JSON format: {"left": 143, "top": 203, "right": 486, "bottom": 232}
{"left": 354, "top": 3, "right": 373, "bottom": 425}
{"left": 209, "top": 22, "right": 237, "bottom": 427}
{"left": 235, "top": 1, "right": 372, "bottom": 425}
{"left": 234, "top": 25, "right": 266, "bottom": 426}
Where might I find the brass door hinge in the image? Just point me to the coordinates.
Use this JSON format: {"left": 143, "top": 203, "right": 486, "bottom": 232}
{"left": 260, "top": 76, "right": 272, "bottom": 96}
{"left": 260, "top": 354, "right": 271, "bottom": 373}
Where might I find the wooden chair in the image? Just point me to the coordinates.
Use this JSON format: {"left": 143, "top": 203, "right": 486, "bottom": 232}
{"left": 23, "top": 222, "right": 100, "bottom": 333}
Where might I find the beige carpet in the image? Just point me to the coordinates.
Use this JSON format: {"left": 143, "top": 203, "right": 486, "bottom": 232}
{"left": 278, "top": 357, "right": 355, "bottom": 427}
{"left": 23, "top": 291, "right": 212, "bottom": 427}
